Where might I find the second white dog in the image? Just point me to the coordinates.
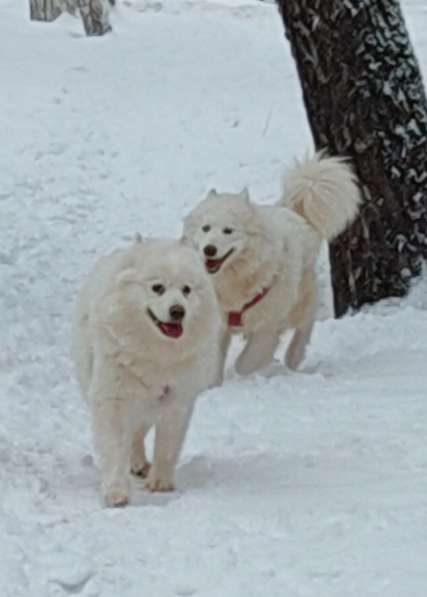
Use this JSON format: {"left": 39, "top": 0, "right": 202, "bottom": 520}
{"left": 183, "top": 153, "right": 361, "bottom": 376}
{"left": 72, "top": 238, "right": 221, "bottom": 507}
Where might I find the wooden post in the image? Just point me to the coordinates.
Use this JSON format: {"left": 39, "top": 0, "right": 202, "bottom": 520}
{"left": 30, "top": 0, "right": 63, "bottom": 21}
{"left": 77, "top": 0, "right": 112, "bottom": 36}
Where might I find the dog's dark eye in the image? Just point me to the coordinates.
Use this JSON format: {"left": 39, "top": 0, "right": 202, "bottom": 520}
{"left": 152, "top": 284, "right": 165, "bottom": 295}
{"left": 223, "top": 227, "right": 234, "bottom": 235}
{"left": 202, "top": 225, "right": 211, "bottom": 233}
{"left": 182, "top": 285, "right": 191, "bottom": 297}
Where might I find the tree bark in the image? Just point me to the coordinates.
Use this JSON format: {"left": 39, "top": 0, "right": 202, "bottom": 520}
{"left": 63, "top": 0, "right": 77, "bottom": 14}
{"left": 30, "top": 0, "right": 63, "bottom": 21}
{"left": 277, "top": 0, "right": 427, "bottom": 316}
{"left": 30, "top": 1, "right": 113, "bottom": 34}
{"left": 77, "top": 0, "right": 112, "bottom": 36}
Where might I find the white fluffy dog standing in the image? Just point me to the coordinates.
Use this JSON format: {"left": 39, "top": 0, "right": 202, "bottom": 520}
{"left": 72, "top": 239, "right": 221, "bottom": 507}
{"left": 183, "top": 153, "right": 361, "bottom": 377}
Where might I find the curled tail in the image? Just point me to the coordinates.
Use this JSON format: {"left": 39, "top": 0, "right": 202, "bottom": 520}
{"left": 279, "top": 152, "right": 361, "bottom": 240}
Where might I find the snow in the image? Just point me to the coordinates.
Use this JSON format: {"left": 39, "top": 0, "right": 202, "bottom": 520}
{"left": 1, "top": 0, "right": 427, "bottom": 596}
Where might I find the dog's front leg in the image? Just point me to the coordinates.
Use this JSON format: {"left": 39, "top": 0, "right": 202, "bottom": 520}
{"left": 90, "top": 396, "right": 132, "bottom": 507}
{"left": 235, "top": 327, "right": 281, "bottom": 376}
{"left": 214, "top": 325, "right": 231, "bottom": 386}
{"left": 130, "top": 422, "right": 152, "bottom": 478}
{"left": 147, "top": 400, "right": 195, "bottom": 492}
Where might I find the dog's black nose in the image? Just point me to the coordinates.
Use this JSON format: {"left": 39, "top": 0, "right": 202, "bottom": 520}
{"left": 169, "top": 304, "right": 185, "bottom": 322}
{"left": 204, "top": 245, "right": 217, "bottom": 258}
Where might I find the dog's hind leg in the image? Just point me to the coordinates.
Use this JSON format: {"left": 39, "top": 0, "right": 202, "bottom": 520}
{"left": 285, "top": 274, "right": 317, "bottom": 370}
{"left": 235, "top": 327, "right": 281, "bottom": 376}
{"left": 285, "top": 318, "right": 315, "bottom": 371}
{"left": 131, "top": 422, "right": 152, "bottom": 478}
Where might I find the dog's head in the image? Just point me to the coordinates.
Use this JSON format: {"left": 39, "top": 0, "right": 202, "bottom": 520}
{"left": 109, "top": 239, "right": 218, "bottom": 356}
{"left": 183, "top": 188, "right": 260, "bottom": 277}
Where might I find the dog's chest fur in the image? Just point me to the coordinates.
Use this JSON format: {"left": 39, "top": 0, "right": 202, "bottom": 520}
{"left": 215, "top": 264, "right": 273, "bottom": 313}
{"left": 213, "top": 206, "right": 319, "bottom": 330}
{"left": 214, "top": 214, "right": 280, "bottom": 310}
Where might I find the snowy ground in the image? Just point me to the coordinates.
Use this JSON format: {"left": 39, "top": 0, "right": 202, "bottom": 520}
{"left": 2, "top": 0, "right": 427, "bottom": 595}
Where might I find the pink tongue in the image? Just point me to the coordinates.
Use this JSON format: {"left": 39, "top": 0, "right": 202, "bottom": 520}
{"left": 206, "top": 259, "right": 220, "bottom": 268}
{"left": 160, "top": 322, "right": 183, "bottom": 338}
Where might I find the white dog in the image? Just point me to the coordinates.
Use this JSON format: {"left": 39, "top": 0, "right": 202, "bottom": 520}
{"left": 183, "top": 153, "right": 361, "bottom": 376}
{"left": 72, "top": 239, "right": 221, "bottom": 507}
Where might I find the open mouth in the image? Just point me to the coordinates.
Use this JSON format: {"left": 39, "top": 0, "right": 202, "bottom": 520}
{"left": 205, "top": 248, "right": 235, "bottom": 274}
{"left": 147, "top": 309, "right": 183, "bottom": 339}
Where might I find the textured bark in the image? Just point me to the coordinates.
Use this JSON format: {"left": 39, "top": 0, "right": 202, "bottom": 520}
{"left": 277, "top": 0, "right": 427, "bottom": 316}
{"left": 30, "top": 0, "right": 113, "bottom": 35}
{"left": 77, "top": 0, "right": 112, "bottom": 36}
{"left": 62, "top": 0, "right": 77, "bottom": 14}
{"left": 30, "top": 0, "right": 63, "bottom": 21}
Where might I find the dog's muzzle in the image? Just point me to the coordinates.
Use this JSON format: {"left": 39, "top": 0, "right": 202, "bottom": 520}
{"left": 205, "top": 248, "right": 235, "bottom": 274}
{"left": 147, "top": 308, "right": 184, "bottom": 339}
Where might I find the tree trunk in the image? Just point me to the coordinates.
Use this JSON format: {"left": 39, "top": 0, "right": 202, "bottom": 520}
{"left": 277, "top": 0, "right": 427, "bottom": 316}
{"left": 30, "top": 0, "right": 63, "bottom": 21}
{"left": 77, "top": 0, "right": 112, "bottom": 36}
{"left": 63, "top": 0, "right": 77, "bottom": 14}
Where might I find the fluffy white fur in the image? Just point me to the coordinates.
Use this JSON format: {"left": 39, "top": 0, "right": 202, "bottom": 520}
{"left": 183, "top": 153, "right": 361, "bottom": 377}
{"left": 72, "top": 239, "right": 221, "bottom": 507}
{"left": 280, "top": 152, "right": 360, "bottom": 239}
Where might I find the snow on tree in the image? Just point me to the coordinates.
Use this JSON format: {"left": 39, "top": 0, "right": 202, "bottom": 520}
{"left": 30, "top": 0, "right": 63, "bottom": 21}
{"left": 30, "top": 0, "right": 112, "bottom": 36}
{"left": 77, "top": 0, "right": 112, "bottom": 36}
{"left": 277, "top": 0, "right": 427, "bottom": 316}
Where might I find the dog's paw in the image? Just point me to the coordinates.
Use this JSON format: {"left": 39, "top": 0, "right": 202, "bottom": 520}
{"left": 285, "top": 351, "right": 303, "bottom": 371}
{"left": 285, "top": 342, "right": 307, "bottom": 371}
{"left": 131, "top": 461, "right": 151, "bottom": 478}
{"left": 103, "top": 478, "right": 130, "bottom": 507}
{"left": 103, "top": 488, "right": 130, "bottom": 508}
{"left": 146, "top": 479, "right": 175, "bottom": 492}
{"left": 258, "top": 360, "right": 286, "bottom": 378}
{"left": 146, "top": 472, "right": 175, "bottom": 493}
{"left": 235, "top": 355, "right": 259, "bottom": 376}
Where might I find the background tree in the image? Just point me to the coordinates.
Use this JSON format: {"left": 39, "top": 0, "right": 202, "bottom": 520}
{"left": 277, "top": 0, "right": 427, "bottom": 316}
{"left": 30, "top": 0, "right": 63, "bottom": 21}
{"left": 30, "top": 0, "right": 113, "bottom": 36}
{"left": 77, "top": 0, "right": 112, "bottom": 36}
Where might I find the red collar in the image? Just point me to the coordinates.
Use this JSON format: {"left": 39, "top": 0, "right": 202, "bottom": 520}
{"left": 228, "top": 285, "right": 272, "bottom": 328}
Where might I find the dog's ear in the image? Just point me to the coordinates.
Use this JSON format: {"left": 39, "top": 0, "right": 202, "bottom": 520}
{"left": 182, "top": 211, "right": 197, "bottom": 233}
{"left": 116, "top": 267, "right": 139, "bottom": 287}
{"left": 240, "top": 187, "right": 250, "bottom": 203}
{"left": 180, "top": 234, "right": 193, "bottom": 247}
{"left": 206, "top": 188, "right": 218, "bottom": 199}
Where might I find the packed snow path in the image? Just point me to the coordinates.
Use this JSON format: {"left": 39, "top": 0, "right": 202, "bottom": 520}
{"left": 1, "top": 1, "right": 427, "bottom": 595}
